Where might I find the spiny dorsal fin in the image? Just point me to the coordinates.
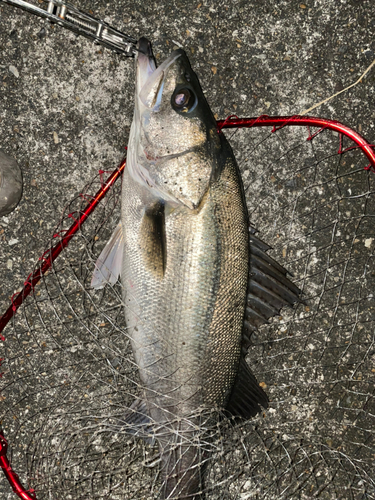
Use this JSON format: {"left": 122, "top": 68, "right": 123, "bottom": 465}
{"left": 227, "top": 229, "right": 301, "bottom": 419}
{"left": 242, "top": 227, "right": 302, "bottom": 354}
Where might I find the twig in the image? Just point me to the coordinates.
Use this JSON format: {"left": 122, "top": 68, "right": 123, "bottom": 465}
{"left": 300, "top": 58, "right": 375, "bottom": 116}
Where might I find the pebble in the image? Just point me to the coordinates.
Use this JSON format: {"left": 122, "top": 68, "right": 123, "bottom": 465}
{"left": 8, "top": 238, "right": 19, "bottom": 245}
{"left": 9, "top": 65, "right": 19, "bottom": 78}
{"left": 0, "top": 150, "right": 23, "bottom": 216}
{"left": 53, "top": 131, "right": 59, "bottom": 144}
{"left": 6, "top": 259, "right": 12, "bottom": 270}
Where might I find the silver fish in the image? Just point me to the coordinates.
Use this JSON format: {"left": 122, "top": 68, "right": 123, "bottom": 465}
{"left": 92, "top": 37, "right": 300, "bottom": 499}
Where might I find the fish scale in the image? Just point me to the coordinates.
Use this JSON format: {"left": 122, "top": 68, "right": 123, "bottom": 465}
{"left": 122, "top": 143, "right": 247, "bottom": 406}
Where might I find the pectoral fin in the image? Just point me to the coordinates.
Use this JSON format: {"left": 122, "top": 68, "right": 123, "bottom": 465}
{"left": 139, "top": 202, "right": 167, "bottom": 278}
{"left": 91, "top": 223, "right": 123, "bottom": 289}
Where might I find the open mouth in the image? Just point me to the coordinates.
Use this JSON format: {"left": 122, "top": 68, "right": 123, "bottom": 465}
{"left": 136, "top": 37, "right": 157, "bottom": 90}
{"left": 136, "top": 38, "right": 182, "bottom": 111}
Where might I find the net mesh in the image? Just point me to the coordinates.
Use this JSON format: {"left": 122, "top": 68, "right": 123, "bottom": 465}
{"left": 1, "top": 124, "right": 374, "bottom": 499}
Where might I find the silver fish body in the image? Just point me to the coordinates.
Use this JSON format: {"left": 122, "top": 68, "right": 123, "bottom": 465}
{"left": 92, "top": 38, "right": 300, "bottom": 499}
{"left": 122, "top": 125, "right": 249, "bottom": 409}
{"left": 122, "top": 42, "right": 249, "bottom": 498}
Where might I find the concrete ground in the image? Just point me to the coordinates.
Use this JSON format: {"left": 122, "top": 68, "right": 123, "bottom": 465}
{"left": 0, "top": 0, "right": 374, "bottom": 499}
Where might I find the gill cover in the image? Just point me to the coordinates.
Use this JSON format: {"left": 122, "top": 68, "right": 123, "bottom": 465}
{"left": 127, "top": 37, "right": 220, "bottom": 210}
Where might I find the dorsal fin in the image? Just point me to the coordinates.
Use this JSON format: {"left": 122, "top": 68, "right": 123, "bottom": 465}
{"left": 226, "top": 357, "right": 269, "bottom": 418}
{"left": 243, "top": 227, "right": 302, "bottom": 353}
{"left": 226, "top": 227, "right": 302, "bottom": 420}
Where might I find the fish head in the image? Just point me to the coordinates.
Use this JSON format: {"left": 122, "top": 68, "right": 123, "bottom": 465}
{"left": 129, "top": 37, "right": 221, "bottom": 210}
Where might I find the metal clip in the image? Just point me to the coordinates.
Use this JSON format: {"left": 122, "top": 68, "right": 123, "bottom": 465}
{"left": 1, "top": 0, "right": 138, "bottom": 57}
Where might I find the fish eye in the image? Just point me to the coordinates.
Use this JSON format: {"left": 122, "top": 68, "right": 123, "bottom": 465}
{"left": 175, "top": 90, "right": 190, "bottom": 107}
{"left": 171, "top": 88, "right": 196, "bottom": 112}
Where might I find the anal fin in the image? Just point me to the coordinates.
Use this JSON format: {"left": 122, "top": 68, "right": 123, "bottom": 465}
{"left": 121, "top": 398, "right": 155, "bottom": 445}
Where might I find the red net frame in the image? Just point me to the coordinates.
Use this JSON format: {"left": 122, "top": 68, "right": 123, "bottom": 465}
{"left": 0, "top": 115, "right": 374, "bottom": 500}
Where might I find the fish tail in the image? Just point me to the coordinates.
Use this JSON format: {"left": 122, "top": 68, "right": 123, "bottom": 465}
{"left": 160, "top": 440, "right": 207, "bottom": 499}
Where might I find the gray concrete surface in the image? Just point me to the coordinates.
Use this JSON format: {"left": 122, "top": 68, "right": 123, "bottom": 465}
{"left": 0, "top": 0, "right": 375, "bottom": 499}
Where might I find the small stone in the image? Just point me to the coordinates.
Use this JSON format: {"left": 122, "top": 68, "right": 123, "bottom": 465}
{"left": 8, "top": 238, "right": 19, "bottom": 246}
{"left": 53, "top": 131, "right": 59, "bottom": 144}
{"left": 37, "top": 27, "right": 46, "bottom": 39}
{"left": 365, "top": 238, "right": 373, "bottom": 248}
{"left": 0, "top": 150, "right": 23, "bottom": 216}
{"left": 9, "top": 65, "right": 19, "bottom": 78}
{"left": 6, "top": 259, "right": 13, "bottom": 270}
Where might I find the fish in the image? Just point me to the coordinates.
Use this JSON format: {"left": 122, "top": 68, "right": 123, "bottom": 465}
{"left": 92, "top": 37, "right": 301, "bottom": 499}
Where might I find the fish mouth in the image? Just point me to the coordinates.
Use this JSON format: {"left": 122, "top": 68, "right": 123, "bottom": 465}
{"left": 136, "top": 38, "right": 189, "bottom": 165}
{"left": 136, "top": 37, "right": 157, "bottom": 90}
{"left": 136, "top": 37, "right": 183, "bottom": 111}
{"left": 137, "top": 37, "right": 153, "bottom": 58}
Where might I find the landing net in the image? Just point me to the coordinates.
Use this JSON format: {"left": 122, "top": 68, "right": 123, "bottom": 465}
{"left": 1, "top": 118, "right": 374, "bottom": 499}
